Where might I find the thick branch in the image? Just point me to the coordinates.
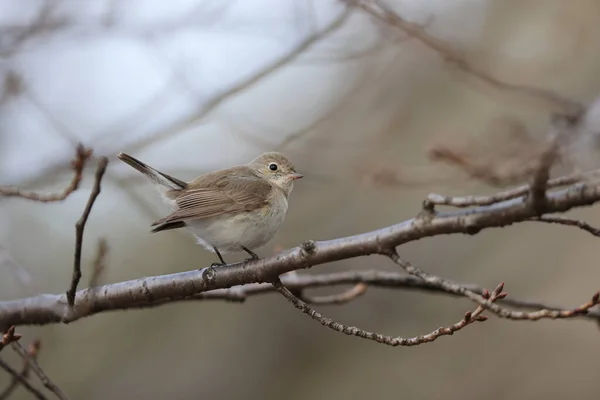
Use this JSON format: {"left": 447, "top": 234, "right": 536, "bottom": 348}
{"left": 2, "top": 174, "right": 600, "bottom": 327}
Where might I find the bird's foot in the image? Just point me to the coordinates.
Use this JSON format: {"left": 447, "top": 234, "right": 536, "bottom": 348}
{"left": 210, "top": 262, "right": 227, "bottom": 268}
{"left": 241, "top": 246, "right": 260, "bottom": 262}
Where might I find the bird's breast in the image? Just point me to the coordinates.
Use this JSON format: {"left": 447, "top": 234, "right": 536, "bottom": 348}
{"left": 186, "top": 193, "right": 288, "bottom": 252}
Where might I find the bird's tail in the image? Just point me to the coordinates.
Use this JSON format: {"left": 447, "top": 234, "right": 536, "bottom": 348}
{"left": 117, "top": 152, "right": 188, "bottom": 190}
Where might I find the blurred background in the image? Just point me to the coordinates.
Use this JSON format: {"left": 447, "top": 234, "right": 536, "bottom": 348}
{"left": 2, "top": 0, "right": 600, "bottom": 399}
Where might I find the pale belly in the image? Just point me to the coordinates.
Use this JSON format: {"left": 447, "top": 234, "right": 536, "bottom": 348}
{"left": 185, "top": 196, "right": 288, "bottom": 253}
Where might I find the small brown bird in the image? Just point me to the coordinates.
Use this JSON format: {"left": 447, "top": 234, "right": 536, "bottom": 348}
{"left": 117, "top": 151, "right": 303, "bottom": 266}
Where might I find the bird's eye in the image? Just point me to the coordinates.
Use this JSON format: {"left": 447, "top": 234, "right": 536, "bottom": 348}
{"left": 269, "top": 163, "right": 278, "bottom": 171}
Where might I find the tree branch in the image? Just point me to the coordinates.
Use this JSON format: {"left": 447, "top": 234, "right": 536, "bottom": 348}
{"left": 271, "top": 277, "right": 496, "bottom": 346}
{"left": 352, "top": 0, "right": 583, "bottom": 117}
{"left": 0, "top": 359, "right": 47, "bottom": 400}
{"left": 10, "top": 341, "right": 69, "bottom": 400}
{"left": 2, "top": 170, "right": 600, "bottom": 328}
{"left": 0, "top": 340, "right": 39, "bottom": 399}
{"left": 66, "top": 157, "right": 109, "bottom": 306}
{"left": 0, "top": 144, "right": 91, "bottom": 202}
{"left": 122, "top": 4, "right": 354, "bottom": 156}
{"left": 387, "top": 252, "right": 599, "bottom": 321}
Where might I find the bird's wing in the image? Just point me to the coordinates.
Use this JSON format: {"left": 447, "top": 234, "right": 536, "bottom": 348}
{"left": 150, "top": 172, "right": 272, "bottom": 228}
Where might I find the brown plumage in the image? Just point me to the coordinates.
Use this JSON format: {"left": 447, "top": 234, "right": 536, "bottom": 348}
{"left": 117, "top": 151, "right": 303, "bottom": 265}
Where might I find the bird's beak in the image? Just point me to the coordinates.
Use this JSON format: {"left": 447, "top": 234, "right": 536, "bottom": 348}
{"left": 289, "top": 172, "right": 303, "bottom": 181}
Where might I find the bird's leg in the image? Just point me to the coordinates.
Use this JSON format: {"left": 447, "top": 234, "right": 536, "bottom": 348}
{"left": 211, "top": 246, "right": 227, "bottom": 267}
{"left": 241, "top": 246, "right": 260, "bottom": 262}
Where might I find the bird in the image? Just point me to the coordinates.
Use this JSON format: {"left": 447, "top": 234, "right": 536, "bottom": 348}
{"left": 117, "top": 151, "right": 303, "bottom": 266}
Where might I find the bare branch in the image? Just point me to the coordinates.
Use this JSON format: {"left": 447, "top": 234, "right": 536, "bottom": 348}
{"left": 353, "top": 0, "right": 583, "bottom": 117}
{"left": 529, "top": 216, "right": 600, "bottom": 238}
{"left": 0, "top": 144, "right": 91, "bottom": 202}
{"left": 10, "top": 342, "right": 69, "bottom": 400}
{"left": 2, "top": 169, "right": 600, "bottom": 328}
{"left": 428, "top": 142, "right": 543, "bottom": 188}
{"left": 79, "top": 270, "right": 600, "bottom": 321}
{"left": 88, "top": 238, "right": 109, "bottom": 290}
{"left": 388, "top": 252, "right": 600, "bottom": 321}
{"left": 0, "top": 359, "right": 47, "bottom": 400}
{"left": 299, "top": 283, "right": 368, "bottom": 305}
{"left": 0, "top": 0, "right": 63, "bottom": 58}
{"left": 122, "top": 4, "right": 354, "bottom": 155}
{"left": 424, "top": 171, "right": 592, "bottom": 209}
{"left": 0, "top": 339, "right": 39, "bottom": 399}
{"left": 66, "top": 157, "right": 109, "bottom": 306}
{"left": 272, "top": 277, "right": 492, "bottom": 346}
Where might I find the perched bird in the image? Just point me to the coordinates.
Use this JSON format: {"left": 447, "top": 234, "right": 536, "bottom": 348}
{"left": 117, "top": 151, "right": 303, "bottom": 266}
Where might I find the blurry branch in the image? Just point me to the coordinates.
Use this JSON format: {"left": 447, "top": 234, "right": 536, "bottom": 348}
{"left": 48, "top": 270, "right": 597, "bottom": 321}
{"left": 428, "top": 113, "right": 580, "bottom": 188}
{"left": 0, "top": 2, "right": 352, "bottom": 189}
{"left": 0, "top": 340, "right": 39, "bottom": 399}
{"left": 0, "top": 71, "right": 24, "bottom": 105}
{"left": 352, "top": 0, "right": 583, "bottom": 117}
{"left": 87, "top": 239, "right": 109, "bottom": 290}
{"left": 0, "top": 359, "right": 47, "bottom": 400}
{"left": 0, "top": 0, "right": 64, "bottom": 58}
{"left": 9, "top": 341, "right": 69, "bottom": 400}
{"left": 0, "top": 145, "right": 91, "bottom": 201}
{"left": 66, "top": 157, "right": 109, "bottom": 306}
{"left": 428, "top": 141, "right": 542, "bottom": 187}
{"left": 1, "top": 166, "right": 600, "bottom": 345}
{"left": 122, "top": 4, "right": 354, "bottom": 156}
{"left": 0, "top": 327, "right": 48, "bottom": 399}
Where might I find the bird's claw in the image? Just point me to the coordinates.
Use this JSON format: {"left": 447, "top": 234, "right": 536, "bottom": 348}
{"left": 210, "top": 262, "right": 226, "bottom": 268}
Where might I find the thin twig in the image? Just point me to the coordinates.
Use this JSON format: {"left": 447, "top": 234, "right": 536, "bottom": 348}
{"left": 272, "top": 277, "right": 490, "bottom": 346}
{"left": 300, "top": 283, "right": 368, "bottom": 305}
{"left": 528, "top": 117, "right": 577, "bottom": 213}
{"left": 0, "top": 359, "right": 47, "bottom": 400}
{"left": 88, "top": 238, "right": 109, "bottom": 289}
{"left": 0, "top": 144, "right": 92, "bottom": 203}
{"left": 66, "top": 157, "right": 109, "bottom": 306}
{"left": 0, "top": 144, "right": 91, "bottom": 201}
{"left": 424, "top": 171, "right": 589, "bottom": 208}
{"left": 11, "top": 341, "right": 69, "bottom": 400}
{"left": 387, "top": 251, "right": 600, "bottom": 321}
{"left": 529, "top": 216, "right": 600, "bottom": 237}
{"left": 354, "top": 0, "right": 583, "bottom": 116}
{"left": 528, "top": 140, "right": 559, "bottom": 213}
{"left": 0, "top": 339, "right": 39, "bottom": 399}
{"left": 122, "top": 5, "right": 354, "bottom": 156}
